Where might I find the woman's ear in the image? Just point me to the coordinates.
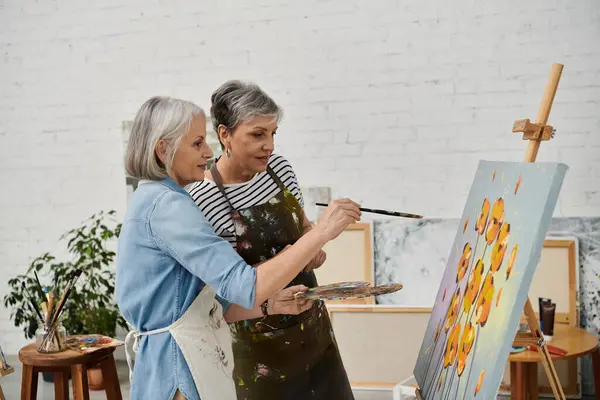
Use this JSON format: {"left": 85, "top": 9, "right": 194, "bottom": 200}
{"left": 217, "top": 124, "right": 229, "bottom": 144}
{"left": 155, "top": 139, "right": 168, "bottom": 165}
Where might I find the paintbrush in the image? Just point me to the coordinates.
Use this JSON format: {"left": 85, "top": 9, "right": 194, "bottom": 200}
{"left": 46, "top": 292, "right": 55, "bottom": 326}
{"left": 40, "top": 301, "right": 48, "bottom": 324}
{"left": 21, "top": 282, "right": 45, "bottom": 324}
{"left": 40, "top": 270, "right": 82, "bottom": 351}
{"left": 48, "top": 269, "right": 82, "bottom": 327}
{"left": 33, "top": 271, "right": 46, "bottom": 302}
{"left": 315, "top": 202, "right": 423, "bottom": 219}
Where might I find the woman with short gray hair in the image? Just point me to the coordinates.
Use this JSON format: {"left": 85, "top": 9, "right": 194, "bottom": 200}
{"left": 116, "top": 95, "right": 361, "bottom": 400}
{"left": 189, "top": 81, "right": 356, "bottom": 399}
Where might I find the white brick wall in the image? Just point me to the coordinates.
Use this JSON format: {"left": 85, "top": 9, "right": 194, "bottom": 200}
{"left": 1, "top": 0, "right": 599, "bottom": 353}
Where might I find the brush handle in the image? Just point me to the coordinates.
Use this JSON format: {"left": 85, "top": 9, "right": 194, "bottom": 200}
{"left": 315, "top": 202, "right": 423, "bottom": 219}
{"left": 33, "top": 271, "right": 46, "bottom": 302}
{"left": 46, "top": 294, "right": 55, "bottom": 326}
{"left": 50, "top": 288, "right": 71, "bottom": 327}
{"left": 49, "top": 270, "right": 82, "bottom": 327}
{"left": 22, "top": 282, "right": 45, "bottom": 323}
{"left": 28, "top": 300, "right": 44, "bottom": 324}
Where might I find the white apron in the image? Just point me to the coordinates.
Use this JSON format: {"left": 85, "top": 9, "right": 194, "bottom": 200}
{"left": 124, "top": 285, "right": 237, "bottom": 400}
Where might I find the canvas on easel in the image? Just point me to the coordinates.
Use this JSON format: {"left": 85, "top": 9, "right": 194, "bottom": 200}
{"left": 327, "top": 306, "right": 431, "bottom": 389}
{"left": 412, "top": 160, "right": 568, "bottom": 399}
{"left": 314, "top": 223, "right": 375, "bottom": 304}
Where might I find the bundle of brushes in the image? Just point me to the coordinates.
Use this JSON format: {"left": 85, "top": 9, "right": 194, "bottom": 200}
{"left": 22, "top": 269, "right": 83, "bottom": 353}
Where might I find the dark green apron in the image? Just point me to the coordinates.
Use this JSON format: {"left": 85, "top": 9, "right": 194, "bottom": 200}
{"left": 211, "top": 162, "right": 354, "bottom": 400}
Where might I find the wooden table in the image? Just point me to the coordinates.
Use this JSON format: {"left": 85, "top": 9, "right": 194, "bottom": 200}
{"left": 18, "top": 341, "right": 122, "bottom": 400}
{"left": 508, "top": 324, "right": 600, "bottom": 399}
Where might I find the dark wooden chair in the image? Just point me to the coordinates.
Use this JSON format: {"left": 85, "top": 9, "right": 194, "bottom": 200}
{"left": 18, "top": 341, "right": 122, "bottom": 400}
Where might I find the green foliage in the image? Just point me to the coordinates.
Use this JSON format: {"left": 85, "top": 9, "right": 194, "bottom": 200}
{"left": 3, "top": 210, "right": 127, "bottom": 339}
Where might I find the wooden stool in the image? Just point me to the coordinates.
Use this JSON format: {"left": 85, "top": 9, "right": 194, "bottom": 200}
{"left": 18, "top": 342, "right": 122, "bottom": 400}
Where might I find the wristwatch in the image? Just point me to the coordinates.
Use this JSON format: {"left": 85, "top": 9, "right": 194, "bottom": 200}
{"left": 260, "top": 299, "right": 269, "bottom": 316}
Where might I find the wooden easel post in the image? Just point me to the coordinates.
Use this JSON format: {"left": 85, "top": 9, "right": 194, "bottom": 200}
{"left": 415, "top": 63, "right": 566, "bottom": 400}
{"left": 0, "top": 365, "right": 14, "bottom": 400}
{"left": 510, "top": 62, "right": 566, "bottom": 400}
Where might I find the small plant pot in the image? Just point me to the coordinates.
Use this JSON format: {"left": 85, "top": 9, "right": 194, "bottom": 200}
{"left": 42, "top": 370, "right": 72, "bottom": 383}
{"left": 87, "top": 365, "right": 104, "bottom": 391}
{"left": 42, "top": 371, "right": 54, "bottom": 383}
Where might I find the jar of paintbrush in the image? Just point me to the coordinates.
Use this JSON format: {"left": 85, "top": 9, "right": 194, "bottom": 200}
{"left": 35, "top": 287, "right": 67, "bottom": 353}
{"left": 23, "top": 269, "right": 83, "bottom": 354}
{"left": 35, "top": 321, "right": 67, "bottom": 353}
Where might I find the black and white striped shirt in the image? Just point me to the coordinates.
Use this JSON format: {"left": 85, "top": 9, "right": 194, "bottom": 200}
{"left": 188, "top": 154, "right": 305, "bottom": 248}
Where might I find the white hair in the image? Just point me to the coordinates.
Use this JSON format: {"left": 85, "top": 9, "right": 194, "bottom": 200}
{"left": 125, "top": 96, "right": 205, "bottom": 180}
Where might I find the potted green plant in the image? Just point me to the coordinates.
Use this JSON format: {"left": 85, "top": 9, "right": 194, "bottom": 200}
{"left": 3, "top": 210, "right": 128, "bottom": 386}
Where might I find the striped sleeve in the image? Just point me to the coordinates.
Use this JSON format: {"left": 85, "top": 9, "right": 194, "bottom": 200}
{"left": 188, "top": 181, "right": 237, "bottom": 246}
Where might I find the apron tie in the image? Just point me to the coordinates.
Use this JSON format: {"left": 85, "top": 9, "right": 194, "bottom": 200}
{"left": 124, "top": 324, "right": 172, "bottom": 384}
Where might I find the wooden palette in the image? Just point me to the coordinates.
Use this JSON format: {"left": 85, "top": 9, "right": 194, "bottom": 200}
{"left": 295, "top": 281, "right": 403, "bottom": 301}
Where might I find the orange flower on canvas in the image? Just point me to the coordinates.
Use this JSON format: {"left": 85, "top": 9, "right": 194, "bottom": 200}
{"left": 475, "top": 274, "right": 494, "bottom": 327}
{"left": 445, "top": 288, "right": 461, "bottom": 332}
{"left": 515, "top": 174, "right": 522, "bottom": 194}
{"left": 463, "top": 217, "right": 469, "bottom": 233}
{"left": 490, "top": 222, "right": 510, "bottom": 273}
{"left": 506, "top": 245, "right": 518, "bottom": 280}
{"left": 457, "top": 322, "right": 475, "bottom": 376}
{"left": 496, "top": 287, "right": 503, "bottom": 307}
{"left": 464, "top": 259, "right": 484, "bottom": 314}
{"left": 485, "top": 198, "right": 505, "bottom": 244}
{"left": 474, "top": 370, "right": 485, "bottom": 396}
{"left": 457, "top": 243, "right": 472, "bottom": 282}
{"left": 434, "top": 321, "right": 441, "bottom": 341}
{"left": 475, "top": 199, "right": 490, "bottom": 235}
{"left": 443, "top": 323, "right": 461, "bottom": 368}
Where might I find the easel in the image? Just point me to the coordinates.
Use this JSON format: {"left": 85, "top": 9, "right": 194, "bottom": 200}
{"left": 0, "top": 365, "right": 14, "bottom": 400}
{"left": 509, "top": 62, "right": 566, "bottom": 400}
{"left": 415, "top": 62, "right": 566, "bottom": 399}
{"left": 0, "top": 344, "right": 13, "bottom": 400}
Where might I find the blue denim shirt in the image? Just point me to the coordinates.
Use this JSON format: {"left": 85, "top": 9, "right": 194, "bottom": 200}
{"left": 115, "top": 177, "right": 257, "bottom": 400}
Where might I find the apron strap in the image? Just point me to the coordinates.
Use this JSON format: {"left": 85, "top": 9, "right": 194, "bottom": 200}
{"left": 209, "top": 161, "right": 236, "bottom": 211}
{"left": 124, "top": 324, "right": 173, "bottom": 384}
{"left": 210, "top": 160, "right": 287, "bottom": 209}
{"left": 265, "top": 166, "right": 287, "bottom": 191}
{"left": 124, "top": 329, "right": 140, "bottom": 384}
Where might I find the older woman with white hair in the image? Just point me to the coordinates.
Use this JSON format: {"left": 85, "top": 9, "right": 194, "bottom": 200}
{"left": 116, "top": 96, "right": 361, "bottom": 400}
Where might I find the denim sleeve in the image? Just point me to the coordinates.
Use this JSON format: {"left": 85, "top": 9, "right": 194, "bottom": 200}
{"left": 215, "top": 294, "right": 232, "bottom": 313}
{"left": 149, "top": 190, "right": 257, "bottom": 310}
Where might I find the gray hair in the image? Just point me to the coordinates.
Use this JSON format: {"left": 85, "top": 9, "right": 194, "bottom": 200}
{"left": 125, "top": 96, "right": 205, "bottom": 180}
{"left": 210, "top": 80, "right": 283, "bottom": 148}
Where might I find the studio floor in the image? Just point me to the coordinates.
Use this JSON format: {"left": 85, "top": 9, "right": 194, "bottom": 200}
{"left": 1, "top": 355, "right": 596, "bottom": 400}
